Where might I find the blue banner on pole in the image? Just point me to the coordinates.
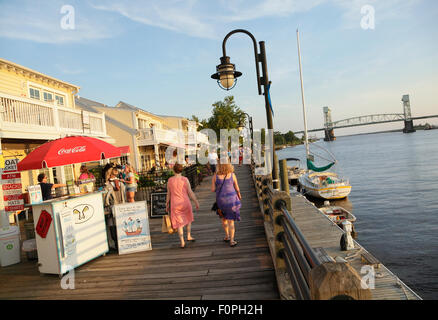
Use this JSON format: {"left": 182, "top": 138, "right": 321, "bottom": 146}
{"left": 267, "top": 82, "right": 274, "bottom": 117}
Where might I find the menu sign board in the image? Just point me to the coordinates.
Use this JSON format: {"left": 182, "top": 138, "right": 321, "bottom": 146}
{"left": 59, "top": 208, "right": 77, "bottom": 265}
{"left": 28, "top": 185, "right": 43, "bottom": 205}
{"left": 112, "top": 201, "right": 151, "bottom": 255}
{"left": 150, "top": 192, "right": 167, "bottom": 218}
{"left": 1, "top": 159, "right": 24, "bottom": 213}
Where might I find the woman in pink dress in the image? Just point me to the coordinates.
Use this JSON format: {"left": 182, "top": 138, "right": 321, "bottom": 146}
{"left": 166, "top": 163, "right": 200, "bottom": 248}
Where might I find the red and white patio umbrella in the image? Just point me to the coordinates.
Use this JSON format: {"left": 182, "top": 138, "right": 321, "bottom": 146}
{"left": 17, "top": 136, "right": 122, "bottom": 171}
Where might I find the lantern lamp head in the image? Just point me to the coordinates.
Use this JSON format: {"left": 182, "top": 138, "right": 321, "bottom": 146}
{"left": 211, "top": 56, "right": 242, "bottom": 91}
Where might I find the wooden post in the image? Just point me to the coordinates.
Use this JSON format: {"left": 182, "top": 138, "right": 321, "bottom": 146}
{"left": 309, "top": 262, "right": 372, "bottom": 300}
{"left": 279, "top": 159, "right": 290, "bottom": 194}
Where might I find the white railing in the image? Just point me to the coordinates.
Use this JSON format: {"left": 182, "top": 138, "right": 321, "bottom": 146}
{"left": 138, "top": 127, "right": 209, "bottom": 147}
{"left": 58, "top": 107, "right": 83, "bottom": 132}
{"left": 0, "top": 94, "right": 55, "bottom": 127}
{"left": 0, "top": 92, "right": 107, "bottom": 137}
{"left": 138, "top": 127, "right": 184, "bottom": 146}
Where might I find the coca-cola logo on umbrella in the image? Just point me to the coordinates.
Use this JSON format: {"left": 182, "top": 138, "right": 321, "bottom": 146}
{"left": 57, "top": 146, "right": 87, "bottom": 156}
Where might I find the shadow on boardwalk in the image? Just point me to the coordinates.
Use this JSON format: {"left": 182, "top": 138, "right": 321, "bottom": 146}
{"left": 0, "top": 165, "right": 279, "bottom": 300}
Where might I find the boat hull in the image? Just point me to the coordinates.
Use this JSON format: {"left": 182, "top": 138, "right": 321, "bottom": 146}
{"left": 304, "top": 185, "right": 352, "bottom": 200}
{"left": 319, "top": 206, "right": 356, "bottom": 223}
{"left": 298, "top": 173, "right": 352, "bottom": 200}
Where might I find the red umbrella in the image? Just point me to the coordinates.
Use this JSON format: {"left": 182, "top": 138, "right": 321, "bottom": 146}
{"left": 17, "top": 136, "right": 122, "bottom": 171}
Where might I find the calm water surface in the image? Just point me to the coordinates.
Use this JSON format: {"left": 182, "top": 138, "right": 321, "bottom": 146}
{"left": 278, "top": 130, "right": 438, "bottom": 300}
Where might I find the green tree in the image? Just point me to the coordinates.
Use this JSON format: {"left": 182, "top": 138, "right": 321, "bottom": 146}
{"left": 190, "top": 115, "right": 200, "bottom": 123}
{"left": 206, "top": 96, "right": 246, "bottom": 136}
{"left": 284, "top": 131, "right": 294, "bottom": 144}
{"left": 190, "top": 115, "right": 208, "bottom": 131}
{"left": 274, "top": 131, "right": 285, "bottom": 145}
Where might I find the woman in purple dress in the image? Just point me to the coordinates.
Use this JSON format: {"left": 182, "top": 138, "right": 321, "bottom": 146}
{"left": 212, "top": 163, "right": 242, "bottom": 247}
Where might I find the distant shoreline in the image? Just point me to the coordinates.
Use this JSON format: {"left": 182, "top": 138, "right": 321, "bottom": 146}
{"left": 334, "top": 126, "right": 437, "bottom": 139}
{"left": 283, "top": 127, "right": 437, "bottom": 146}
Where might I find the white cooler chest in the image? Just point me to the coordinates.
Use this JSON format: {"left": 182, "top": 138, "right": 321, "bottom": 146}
{"left": 0, "top": 226, "right": 21, "bottom": 267}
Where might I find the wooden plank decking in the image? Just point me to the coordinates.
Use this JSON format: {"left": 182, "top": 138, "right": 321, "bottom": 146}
{"left": 0, "top": 166, "right": 279, "bottom": 300}
{"left": 290, "top": 193, "right": 422, "bottom": 300}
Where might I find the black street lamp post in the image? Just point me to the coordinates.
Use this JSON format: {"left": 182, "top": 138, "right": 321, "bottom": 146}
{"left": 211, "top": 29, "right": 279, "bottom": 189}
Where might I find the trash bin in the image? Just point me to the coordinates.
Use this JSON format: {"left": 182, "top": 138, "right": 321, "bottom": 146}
{"left": 0, "top": 226, "right": 21, "bottom": 267}
{"left": 22, "top": 239, "right": 38, "bottom": 261}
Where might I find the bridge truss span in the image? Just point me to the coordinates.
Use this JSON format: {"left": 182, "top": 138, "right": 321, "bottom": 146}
{"left": 294, "top": 96, "right": 438, "bottom": 137}
{"left": 327, "top": 113, "right": 405, "bottom": 129}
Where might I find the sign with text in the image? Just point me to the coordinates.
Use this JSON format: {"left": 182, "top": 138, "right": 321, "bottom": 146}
{"left": 1, "top": 158, "right": 18, "bottom": 173}
{"left": 1, "top": 159, "right": 24, "bottom": 213}
{"left": 28, "top": 185, "right": 43, "bottom": 205}
{"left": 59, "top": 208, "right": 77, "bottom": 265}
{"left": 150, "top": 192, "right": 168, "bottom": 218}
{"left": 112, "top": 201, "right": 151, "bottom": 255}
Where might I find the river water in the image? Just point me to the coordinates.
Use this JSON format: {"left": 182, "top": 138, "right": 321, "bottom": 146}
{"left": 277, "top": 130, "right": 438, "bottom": 300}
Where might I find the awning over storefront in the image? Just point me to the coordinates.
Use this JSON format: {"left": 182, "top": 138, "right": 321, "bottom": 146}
{"left": 118, "top": 146, "right": 131, "bottom": 155}
{"left": 17, "top": 136, "right": 122, "bottom": 171}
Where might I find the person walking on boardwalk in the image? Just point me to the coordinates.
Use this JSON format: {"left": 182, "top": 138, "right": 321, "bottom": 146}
{"left": 212, "top": 162, "right": 242, "bottom": 247}
{"left": 166, "top": 163, "right": 200, "bottom": 248}
{"left": 208, "top": 149, "right": 218, "bottom": 174}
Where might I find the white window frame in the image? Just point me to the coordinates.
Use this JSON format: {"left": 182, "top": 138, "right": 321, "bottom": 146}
{"left": 55, "top": 94, "right": 65, "bottom": 106}
{"left": 138, "top": 118, "right": 148, "bottom": 129}
{"left": 43, "top": 91, "right": 54, "bottom": 103}
{"left": 27, "top": 81, "right": 70, "bottom": 108}
{"left": 29, "top": 87, "right": 40, "bottom": 100}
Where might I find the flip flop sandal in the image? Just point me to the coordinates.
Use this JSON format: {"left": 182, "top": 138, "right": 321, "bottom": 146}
{"left": 230, "top": 241, "right": 238, "bottom": 247}
{"left": 223, "top": 238, "right": 230, "bottom": 242}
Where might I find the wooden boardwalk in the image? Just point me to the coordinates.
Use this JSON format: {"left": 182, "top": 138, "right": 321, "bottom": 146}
{"left": 0, "top": 166, "right": 279, "bottom": 300}
{"left": 290, "top": 193, "right": 421, "bottom": 300}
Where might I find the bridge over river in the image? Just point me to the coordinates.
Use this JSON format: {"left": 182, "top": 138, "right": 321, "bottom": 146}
{"left": 0, "top": 165, "right": 421, "bottom": 300}
{"left": 294, "top": 95, "right": 438, "bottom": 141}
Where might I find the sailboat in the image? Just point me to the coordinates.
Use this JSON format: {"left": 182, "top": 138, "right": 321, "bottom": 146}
{"left": 295, "top": 29, "right": 351, "bottom": 200}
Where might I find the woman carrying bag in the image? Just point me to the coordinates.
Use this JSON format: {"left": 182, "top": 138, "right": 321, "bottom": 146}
{"left": 212, "top": 162, "right": 242, "bottom": 247}
{"left": 166, "top": 163, "right": 200, "bottom": 248}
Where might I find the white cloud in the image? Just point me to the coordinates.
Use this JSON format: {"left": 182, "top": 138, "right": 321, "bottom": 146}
{"left": 0, "top": 0, "right": 424, "bottom": 43}
{"left": 0, "top": 0, "right": 121, "bottom": 44}
{"left": 333, "top": 0, "right": 422, "bottom": 29}
{"left": 90, "top": 0, "right": 217, "bottom": 39}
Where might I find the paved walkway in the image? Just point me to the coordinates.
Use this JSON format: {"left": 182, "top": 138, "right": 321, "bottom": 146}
{"left": 0, "top": 165, "right": 279, "bottom": 300}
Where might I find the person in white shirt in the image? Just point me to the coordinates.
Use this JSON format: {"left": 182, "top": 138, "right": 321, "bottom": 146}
{"left": 208, "top": 150, "right": 218, "bottom": 174}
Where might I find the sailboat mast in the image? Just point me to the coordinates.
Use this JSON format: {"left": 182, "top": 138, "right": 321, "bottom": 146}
{"left": 296, "top": 29, "right": 310, "bottom": 159}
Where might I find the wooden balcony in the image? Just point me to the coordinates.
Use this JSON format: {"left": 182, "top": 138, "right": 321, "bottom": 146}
{"left": 138, "top": 127, "right": 184, "bottom": 147}
{"left": 138, "top": 127, "right": 209, "bottom": 148}
{"left": 0, "top": 92, "right": 108, "bottom": 140}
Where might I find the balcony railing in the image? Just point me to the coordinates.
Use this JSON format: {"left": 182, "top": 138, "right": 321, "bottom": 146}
{"left": 138, "top": 127, "right": 209, "bottom": 147}
{"left": 0, "top": 92, "right": 107, "bottom": 137}
{"left": 138, "top": 127, "right": 183, "bottom": 147}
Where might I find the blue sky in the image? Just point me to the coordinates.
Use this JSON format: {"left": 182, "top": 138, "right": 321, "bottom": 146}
{"left": 1, "top": 0, "right": 437, "bottom": 137}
